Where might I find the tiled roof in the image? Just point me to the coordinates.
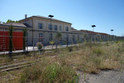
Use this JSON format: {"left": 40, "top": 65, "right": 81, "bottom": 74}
{"left": 71, "top": 27, "right": 78, "bottom": 31}
{"left": 80, "top": 30, "right": 96, "bottom": 34}
{"left": 19, "top": 16, "right": 72, "bottom": 25}
{"left": 80, "top": 30, "right": 109, "bottom": 36}
{"left": 4, "top": 23, "right": 27, "bottom": 27}
{"left": 98, "top": 32, "right": 109, "bottom": 36}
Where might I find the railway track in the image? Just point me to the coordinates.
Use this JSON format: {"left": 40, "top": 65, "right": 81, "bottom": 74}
{"left": 0, "top": 50, "right": 55, "bottom": 72}
{"left": 0, "top": 59, "right": 41, "bottom": 72}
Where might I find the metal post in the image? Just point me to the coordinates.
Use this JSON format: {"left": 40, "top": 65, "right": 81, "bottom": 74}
{"left": 32, "top": 18, "right": 35, "bottom": 54}
{"left": 3, "top": 28, "right": 5, "bottom": 55}
{"left": 26, "top": 31, "right": 28, "bottom": 52}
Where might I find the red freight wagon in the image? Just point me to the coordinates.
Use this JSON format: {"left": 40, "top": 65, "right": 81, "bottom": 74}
{"left": 0, "top": 31, "right": 23, "bottom": 51}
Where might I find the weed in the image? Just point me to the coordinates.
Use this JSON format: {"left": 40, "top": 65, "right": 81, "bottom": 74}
{"left": 67, "top": 47, "right": 73, "bottom": 52}
{"left": 92, "top": 47, "right": 104, "bottom": 56}
{"left": 20, "top": 65, "right": 42, "bottom": 83}
{"left": 1, "top": 42, "right": 124, "bottom": 82}
{"left": 20, "top": 63, "right": 78, "bottom": 83}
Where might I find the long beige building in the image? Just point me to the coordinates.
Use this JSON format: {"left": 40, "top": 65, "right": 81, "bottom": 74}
{"left": 19, "top": 16, "right": 82, "bottom": 45}
{"left": 0, "top": 15, "right": 121, "bottom": 47}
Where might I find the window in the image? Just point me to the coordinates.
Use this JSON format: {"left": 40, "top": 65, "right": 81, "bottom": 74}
{"left": 38, "top": 23, "right": 43, "bottom": 29}
{"left": 48, "top": 24, "right": 52, "bottom": 30}
{"left": 59, "top": 26, "right": 62, "bottom": 31}
{"left": 39, "top": 33, "right": 43, "bottom": 37}
{"left": 39, "top": 33, "right": 43, "bottom": 42}
{"left": 66, "top": 27, "right": 69, "bottom": 31}
{"left": 54, "top": 25, "right": 57, "bottom": 30}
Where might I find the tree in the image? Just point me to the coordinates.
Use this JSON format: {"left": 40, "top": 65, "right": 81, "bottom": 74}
{"left": 6, "top": 19, "right": 19, "bottom": 23}
{"left": 96, "top": 34, "right": 101, "bottom": 42}
{"left": 2, "top": 22, "right": 5, "bottom": 24}
{"left": 77, "top": 40, "right": 82, "bottom": 49}
{"left": 82, "top": 33, "right": 87, "bottom": 43}
{"left": 55, "top": 32, "right": 62, "bottom": 50}
{"left": 9, "top": 25, "right": 13, "bottom": 57}
{"left": 23, "top": 28, "right": 27, "bottom": 52}
{"left": 6, "top": 19, "right": 14, "bottom": 23}
{"left": 66, "top": 34, "right": 69, "bottom": 47}
{"left": 36, "top": 42, "right": 43, "bottom": 54}
{"left": 49, "top": 40, "right": 55, "bottom": 49}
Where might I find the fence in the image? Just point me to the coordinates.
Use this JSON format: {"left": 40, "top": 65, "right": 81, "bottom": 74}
{"left": 0, "top": 26, "right": 124, "bottom": 55}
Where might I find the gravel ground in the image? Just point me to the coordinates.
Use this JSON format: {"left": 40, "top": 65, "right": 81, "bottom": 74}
{"left": 77, "top": 70, "right": 124, "bottom": 83}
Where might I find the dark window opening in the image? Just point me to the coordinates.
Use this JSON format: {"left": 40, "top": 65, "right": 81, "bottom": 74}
{"left": 38, "top": 23, "right": 43, "bottom": 29}
{"left": 48, "top": 24, "right": 52, "bottom": 30}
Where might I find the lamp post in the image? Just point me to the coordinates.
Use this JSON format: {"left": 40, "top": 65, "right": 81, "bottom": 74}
{"left": 110, "top": 29, "right": 114, "bottom": 35}
{"left": 91, "top": 25, "right": 96, "bottom": 42}
{"left": 48, "top": 15, "right": 54, "bottom": 42}
{"left": 48, "top": 15, "right": 54, "bottom": 18}
{"left": 110, "top": 29, "right": 114, "bottom": 41}
{"left": 91, "top": 25, "right": 96, "bottom": 32}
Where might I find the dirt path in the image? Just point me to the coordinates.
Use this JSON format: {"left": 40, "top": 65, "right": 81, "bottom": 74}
{"left": 77, "top": 70, "right": 124, "bottom": 83}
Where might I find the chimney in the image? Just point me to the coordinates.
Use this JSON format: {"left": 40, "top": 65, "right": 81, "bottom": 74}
{"left": 25, "top": 14, "right": 27, "bottom": 19}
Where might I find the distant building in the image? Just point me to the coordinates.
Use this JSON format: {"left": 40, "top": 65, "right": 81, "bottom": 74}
{"left": 0, "top": 15, "right": 123, "bottom": 46}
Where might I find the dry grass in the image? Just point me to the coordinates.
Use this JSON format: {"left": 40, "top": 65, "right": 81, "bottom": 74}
{"left": 53, "top": 42, "right": 124, "bottom": 73}
{"left": 0, "top": 41, "right": 124, "bottom": 83}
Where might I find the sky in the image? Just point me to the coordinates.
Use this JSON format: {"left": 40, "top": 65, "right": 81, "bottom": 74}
{"left": 0, "top": 0, "right": 124, "bottom": 36}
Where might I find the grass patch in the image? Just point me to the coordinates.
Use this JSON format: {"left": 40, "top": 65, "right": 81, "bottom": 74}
{"left": 92, "top": 47, "right": 104, "bottom": 56}
{"left": 1, "top": 42, "right": 124, "bottom": 82}
{"left": 20, "top": 63, "right": 78, "bottom": 83}
{"left": 20, "top": 65, "right": 42, "bottom": 83}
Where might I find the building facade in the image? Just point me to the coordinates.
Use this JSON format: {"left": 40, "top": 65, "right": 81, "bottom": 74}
{"left": 0, "top": 15, "right": 123, "bottom": 47}
{"left": 19, "top": 16, "right": 83, "bottom": 45}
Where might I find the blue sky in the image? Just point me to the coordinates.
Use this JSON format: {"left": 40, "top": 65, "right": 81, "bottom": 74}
{"left": 0, "top": 0, "right": 124, "bottom": 36}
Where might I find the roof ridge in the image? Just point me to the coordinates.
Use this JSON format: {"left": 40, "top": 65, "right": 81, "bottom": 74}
{"left": 20, "top": 15, "right": 72, "bottom": 24}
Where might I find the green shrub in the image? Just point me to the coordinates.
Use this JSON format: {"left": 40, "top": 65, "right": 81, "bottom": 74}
{"left": 23, "top": 28, "right": 27, "bottom": 52}
{"left": 20, "top": 65, "right": 42, "bottom": 83}
{"left": 49, "top": 41, "right": 55, "bottom": 45}
{"left": 20, "top": 63, "right": 78, "bottom": 83}
{"left": 40, "top": 63, "right": 78, "bottom": 83}
{"left": 36, "top": 42, "right": 43, "bottom": 50}
{"left": 9, "top": 25, "right": 13, "bottom": 55}
{"left": 105, "top": 42, "right": 109, "bottom": 46}
{"left": 117, "top": 43, "right": 124, "bottom": 52}
{"left": 92, "top": 48, "right": 104, "bottom": 56}
{"left": 85, "top": 42, "right": 93, "bottom": 48}
{"left": 67, "top": 47, "right": 73, "bottom": 52}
